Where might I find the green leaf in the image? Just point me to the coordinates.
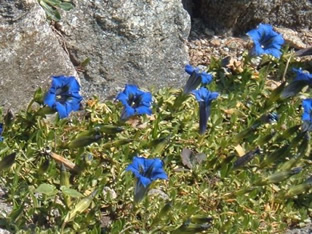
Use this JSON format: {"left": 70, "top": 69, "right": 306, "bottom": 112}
{"left": 68, "top": 134, "right": 102, "bottom": 149}
{"left": 59, "top": 2, "right": 75, "bottom": 11}
{"left": 39, "top": 0, "right": 61, "bottom": 21}
{"left": 61, "top": 186, "right": 83, "bottom": 198}
{"left": 0, "top": 152, "right": 16, "bottom": 171}
{"left": 150, "top": 201, "right": 173, "bottom": 227}
{"left": 93, "top": 124, "right": 124, "bottom": 135}
{"left": 263, "top": 81, "right": 286, "bottom": 110}
{"left": 35, "top": 183, "right": 57, "bottom": 196}
{"left": 42, "top": 0, "right": 62, "bottom": 7}
{"left": 63, "top": 189, "right": 98, "bottom": 224}
{"left": 150, "top": 135, "right": 171, "bottom": 155}
{"left": 280, "top": 80, "right": 307, "bottom": 99}
{"left": 38, "top": 158, "right": 50, "bottom": 174}
{"left": 33, "top": 87, "right": 44, "bottom": 104}
{"left": 79, "top": 57, "right": 91, "bottom": 68}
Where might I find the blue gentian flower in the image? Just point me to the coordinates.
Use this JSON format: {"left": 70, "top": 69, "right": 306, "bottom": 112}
{"left": 281, "top": 68, "right": 312, "bottom": 99}
{"left": 192, "top": 87, "right": 219, "bottom": 134}
{"left": 0, "top": 123, "right": 3, "bottom": 142}
{"left": 116, "top": 85, "right": 152, "bottom": 120}
{"left": 126, "top": 156, "right": 168, "bottom": 202}
{"left": 247, "top": 23, "right": 285, "bottom": 59}
{"left": 184, "top": 65, "right": 213, "bottom": 93}
{"left": 44, "top": 76, "right": 83, "bottom": 119}
{"left": 302, "top": 99, "right": 312, "bottom": 132}
{"left": 293, "top": 68, "right": 312, "bottom": 84}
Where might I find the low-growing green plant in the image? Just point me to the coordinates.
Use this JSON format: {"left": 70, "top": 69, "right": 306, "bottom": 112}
{"left": 38, "top": 0, "right": 74, "bottom": 21}
{"left": 0, "top": 23, "right": 312, "bottom": 233}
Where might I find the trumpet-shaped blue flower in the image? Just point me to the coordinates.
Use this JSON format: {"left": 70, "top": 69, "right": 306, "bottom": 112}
{"left": 116, "top": 85, "right": 152, "bottom": 120}
{"left": 302, "top": 99, "right": 312, "bottom": 132}
{"left": 126, "top": 156, "right": 168, "bottom": 202}
{"left": 281, "top": 68, "right": 312, "bottom": 99}
{"left": 0, "top": 123, "right": 3, "bottom": 142}
{"left": 184, "top": 65, "right": 213, "bottom": 93}
{"left": 44, "top": 76, "right": 83, "bottom": 119}
{"left": 192, "top": 87, "right": 219, "bottom": 134}
{"left": 293, "top": 68, "right": 312, "bottom": 85}
{"left": 247, "top": 24, "right": 284, "bottom": 59}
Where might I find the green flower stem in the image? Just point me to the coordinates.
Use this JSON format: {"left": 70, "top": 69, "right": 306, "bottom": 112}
{"left": 26, "top": 98, "right": 35, "bottom": 112}
{"left": 281, "top": 52, "right": 294, "bottom": 82}
{"left": 171, "top": 91, "right": 189, "bottom": 111}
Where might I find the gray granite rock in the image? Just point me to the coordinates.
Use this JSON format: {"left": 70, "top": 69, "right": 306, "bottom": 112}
{"left": 0, "top": 187, "right": 11, "bottom": 234}
{"left": 195, "top": 0, "right": 312, "bottom": 36}
{"left": 0, "top": 229, "right": 10, "bottom": 234}
{"left": 286, "top": 224, "right": 312, "bottom": 234}
{"left": 0, "top": 0, "right": 77, "bottom": 111}
{"left": 57, "top": 0, "right": 191, "bottom": 100}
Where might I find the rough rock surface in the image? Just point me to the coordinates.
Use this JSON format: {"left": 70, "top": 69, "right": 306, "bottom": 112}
{"left": 57, "top": 0, "right": 190, "bottom": 100}
{"left": 0, "top": 0, "right": 77, "bottom": 111}
{"left": 187, "top": 19, "right": 312, "bottom": 67}
{"left": 286, "top": 224, "right": 312, "bottom": 234}
{"left": 0, "top": 187, "right": 11, "bottom": 234}
{"left": 193, "top": 0, "right": 312, "bottom": 36}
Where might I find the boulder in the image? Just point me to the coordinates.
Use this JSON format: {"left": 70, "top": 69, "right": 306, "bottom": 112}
{"left": 0, "top": 0, "right": 77, "bottom": 111}
{"left": 57, "top": 0, "right": 191, "bottom": 100}
{"left": 195, "top": 0, "right": 312, "bottom": 35}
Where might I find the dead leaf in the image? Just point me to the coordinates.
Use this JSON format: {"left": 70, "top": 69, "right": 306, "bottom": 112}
{"left": 49, "top": 152, "right": 79, "bottom": 172}
{"left": 181, "top": 148, "right": 193, "bottom": 169}
{"left": 180, "top": 149, "right": 206, "bottom": 169}
{"left": 234, "top": 145, "right": 245, "bottom": 157}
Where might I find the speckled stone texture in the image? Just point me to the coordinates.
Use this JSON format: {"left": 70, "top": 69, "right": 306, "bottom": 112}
{"left": 195, "top": 0, "right": 312, "bottom": 35}
{"left": 57, "top": 0, "right": 191, "bottom": 100}
{"left": 0, "top": 0, "right": 77, "bottom": 111}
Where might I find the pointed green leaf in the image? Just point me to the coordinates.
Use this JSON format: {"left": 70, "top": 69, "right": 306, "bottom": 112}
{"left": 0, "top": 152, "right": 16, "bottom": 171}
{"left": 79, "top": 57, "right": 91, "bottom": 68}
{"left": 68, "top": 134, "right": 102, "bottom": 149}
{"left": 280, "top": 80, "right": 308, "bottom": 99}
{"left": 35, "top": 183, "right": 57, "bottom": 196}
{"left": 39, "top": 0, "right": 61, "bottom": 21}
{"left": 59, "top": 2, "right": 75, "bottom": 11}
{"left": 42, "top": 0, "right": 62, "bottom": 7}
{"left": 63, "top": 189, "right": 98, "bottom": 223}
{"left": 61, "top": 186, "right": 83, "bottom": 198}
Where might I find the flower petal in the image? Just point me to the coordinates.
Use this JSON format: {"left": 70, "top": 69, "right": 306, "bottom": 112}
{"left": 126, "top": 156, "right": 167, "bottom": 185}
{"left": 247, "top": 23, "right": 284, "bottom": 58}
{"left": 185, "top": 64, "right": 195, "bottom": 75}
{"left": 0, "top": 123, "right": 3, "bottom": 135}
{"left": 116, "top": 92, "right": 129, "bottom": 106}
{"left": 0, "top": 123, "right": 3, "bottom": 142}
{"left": 184, "top": 72, "right": 201, "bottom": 94}
{"left": 121, "top": 105, "right": 135, "bottom": 120}
{"left": 124, "top": 84, "right": 139, "bottom": 97}
{"left": 302, "top": 99, "right": 312, "bottom": 121}
{"left": 44, "top": 76, "right": 82, "bottom": 118}
{"left": 201, "top": 72, "right": 213, "bottom": 85}
{"left": 134, "top": 180, "right": 149, "bottom": 202}
{"left": 44, "top": 92, "right": 56, "bottom": 107}
{"left": 293, "top": 68, "right": 312, "bottom": 84}
{"left": 192, "top": 87, "right": 219, "bottom": 103}
{"left": 117, "top": 85, "right": 153, "bottom": 120}
{"left": 135, "top": 106, "right": 152, "bottom": 115}
{"left": 199, "top": 102, "right": 211, "bottom": 134}
{"left": 140, "top": 92, "right": 152, "bottom": 106}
